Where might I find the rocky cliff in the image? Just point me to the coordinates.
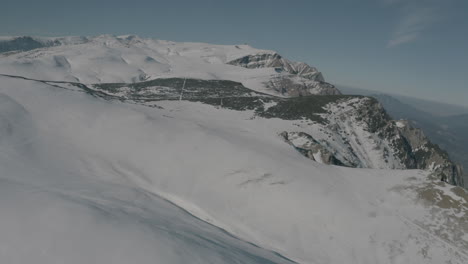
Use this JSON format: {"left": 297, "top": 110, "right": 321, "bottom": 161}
{"left": 280, "top": 97, "right": 464, "bottom": 186}
{"left": 227, "top": 53, "right": 341, "bottom": 96}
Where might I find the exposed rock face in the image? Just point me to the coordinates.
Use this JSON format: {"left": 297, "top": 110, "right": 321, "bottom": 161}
{"left": 349, "top": 99, "right": 464, "bottom": 186}
{"left": 264, "top": 75, "right": 340, "bottom": 96}
{"left": 228, "top": 53, "right": 324, "bottom": 81}
{"left": 280, "top": 97, "right": 464, "bottom": 187}
{"left": 397, "top": 120, "right": 464, "bottom": 186}
{"left": 227, "top": 53, "right": 341, "bottom": 96}
{"left": 279, "top": 131, "right": 343, "bottom": 166}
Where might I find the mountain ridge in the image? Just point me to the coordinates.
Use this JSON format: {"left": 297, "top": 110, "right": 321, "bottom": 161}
{"left": 0, "top": 35, "right": 340, "bottom": 96}
{"left": 2, "top": 71, "right": 463, "bottom": 186}
{"left": 0, "top": 35, "right": 462, "bottom": 186}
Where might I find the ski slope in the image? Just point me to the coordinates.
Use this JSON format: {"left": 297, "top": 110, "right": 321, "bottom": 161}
{"left": 0, "top": 75, "right": 467, "bottom": 263}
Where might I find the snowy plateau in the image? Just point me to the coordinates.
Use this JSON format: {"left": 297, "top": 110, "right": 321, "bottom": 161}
{"left": 0, "top": 35, "right": 467, "bottom": 264}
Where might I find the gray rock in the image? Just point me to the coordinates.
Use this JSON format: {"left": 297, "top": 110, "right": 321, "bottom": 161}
{"left": 279, "top": 131, "right": 343, "bottom": 166}
{"left": 227, "top": 53, "right": 341, "bottom": 96}
{"left": 279, "top": 97, "right": 464, "bottom": 187}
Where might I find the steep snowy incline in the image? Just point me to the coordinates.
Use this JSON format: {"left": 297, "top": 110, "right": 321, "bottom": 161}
{"left": 0, "top": 35, "right": 339, "bottom": 96}
{"left": 1, "top": 75, "right": 466, "bottom": 264}
{"left": 0, "top": 80, "right": 297, "bottom": 264}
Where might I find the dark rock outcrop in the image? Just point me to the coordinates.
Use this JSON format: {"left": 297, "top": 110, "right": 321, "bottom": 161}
{"left": 280, "top": 131, "right": 344, "bottom": 166}
{"left": 280, "top": 97, "right": 464, "bottom": 187}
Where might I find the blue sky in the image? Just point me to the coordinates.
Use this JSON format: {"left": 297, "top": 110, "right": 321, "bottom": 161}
{"left": 1, "top": 0, "right": 467, "bottom": 106}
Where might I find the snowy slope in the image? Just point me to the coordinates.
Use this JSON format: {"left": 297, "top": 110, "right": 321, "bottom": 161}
{"left": 75, "top": 76, "right": 461, "bottom": 185}
{"left": 0, "top": 35, "right": 339, "bottom": 96}
{"left": 1, "top": 75, "right": 466, "bottom": 264}
{"left": 0, "top": 77, "right": 296, "bottom": 264}
{"left": 1, "top": 34, "right": 456, "bottom": 180}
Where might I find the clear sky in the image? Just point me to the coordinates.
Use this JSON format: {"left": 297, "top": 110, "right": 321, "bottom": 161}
{"left": 1, "top": 0, "right": 467, "bottom": 106}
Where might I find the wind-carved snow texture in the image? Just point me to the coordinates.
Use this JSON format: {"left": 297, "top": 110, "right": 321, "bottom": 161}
{"left": 0, "top": 75, "right": 467, "bottom": 264}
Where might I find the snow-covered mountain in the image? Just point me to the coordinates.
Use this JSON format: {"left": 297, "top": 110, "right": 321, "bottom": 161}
{"left": 0, "top": 35, "right": 340, "bottom": 96}
{"left": 0, "top": 34, "right": 461, "bottom": 183}
{"left": 0, "top": 35, "right": 467, "bottom": 263}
